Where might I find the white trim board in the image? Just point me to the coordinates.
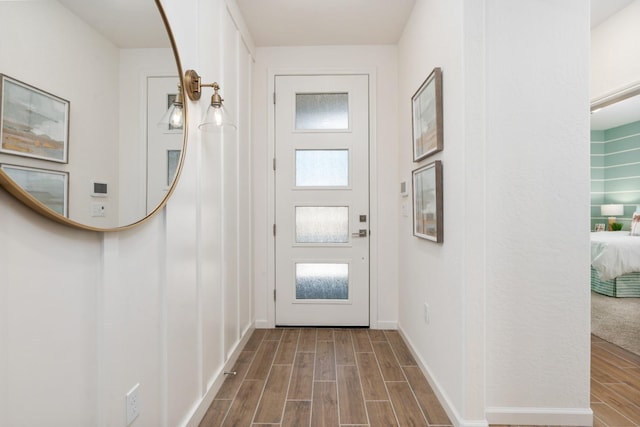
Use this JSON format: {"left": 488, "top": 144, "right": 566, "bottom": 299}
{"left": 398, "top": 326, "right": 593, "bottom": 427}
{"left": 185, "top": 324, "right": 256, "bottom": 427}
{"left": 485, "top": 407, "right": 593, "bottom": 427}
{"left": 265, "top": 66, "right": 379, "bottom": 328}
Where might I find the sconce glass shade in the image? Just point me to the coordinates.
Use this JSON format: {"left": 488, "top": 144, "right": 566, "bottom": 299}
{"left": 198, "top": 104, "right": 237, "bottom": 132}
{"left": 158, "top": 102, "right": 184, "bottom": 129}
{"left": 158, "top": 86, "right": 184, "bottom": 129}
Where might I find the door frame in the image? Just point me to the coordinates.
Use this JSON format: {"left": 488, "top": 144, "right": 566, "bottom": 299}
{"left": 264, "top": 67, "right": 379, "bottom": 328}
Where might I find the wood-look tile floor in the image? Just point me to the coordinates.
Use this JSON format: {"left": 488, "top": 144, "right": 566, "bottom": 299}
{"left": 199, "top": 328, "right": 453, "bottom": 427}
{"left": 200, "top": 330, "right": 640, "bottom": 427}
{"left": 590, "top": 334, "right": 640, "bottom": 427}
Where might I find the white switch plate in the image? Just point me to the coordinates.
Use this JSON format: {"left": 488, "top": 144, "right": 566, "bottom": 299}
{"left": 91, "top": 202, "right": 106, "bottom": 217}
{"left": 401, "top": 201, "right": 409, "bottom": 217}
{"left": 126, "top": 383, "right": 140, "bottom": 426}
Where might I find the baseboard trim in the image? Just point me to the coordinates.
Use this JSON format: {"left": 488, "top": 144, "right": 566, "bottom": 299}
{"left": 486, "top": 407, "right": 593, "bottom": 426}
{"left": 398, "top": 326, "right": 593, "bottom": 427}
{"left": 397, "top": 325, "right": 485, "bottom": 427}
{"left": 254, "top": 319, "right": 271, "bottom": 329}
{"left": 184, "top": 324, "right": 256, "bottom": 427}
{"left": 375, "top": 320, "right": 397, "bottom": 330}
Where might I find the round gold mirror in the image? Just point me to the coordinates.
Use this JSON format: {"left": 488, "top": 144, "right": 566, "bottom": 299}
{"left": 0, "top": 0, "right": 186, "bottom": 231}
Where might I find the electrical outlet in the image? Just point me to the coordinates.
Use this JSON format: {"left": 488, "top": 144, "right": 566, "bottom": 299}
{"left": 423, "top": 303, "right": 430, "bottom": 324}
{"left": 126, "top": 383, "right": 140, "bottom": 426}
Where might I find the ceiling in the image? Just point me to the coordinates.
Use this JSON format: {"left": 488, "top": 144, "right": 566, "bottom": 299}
{"left": 55, "top": 0, "right": 637, "bottom": 130}
{"left": 591, "top": 0, "right": 634, "bottom": 28}
{"left": 234, "top": 0, "right": 632, "bottom": 46}
{"left": 56, "top": 0, "right": 168, "bottom": 48}
{"left": 54, "top": 0, "right": 632, "bottom": 48}
{"left": 591, "top": 94, "right": 640, "bottom": 131}
{"left": 234, "top": 0, "right": 416, "bottom": 46}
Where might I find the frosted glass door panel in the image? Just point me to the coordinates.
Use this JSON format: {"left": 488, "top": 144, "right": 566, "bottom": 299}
{"left": 295, "top": 206, "right": 349, "bottom": 243}
{"left": 296, "top": 263, "right": 349, "bottom": 300}
{"left": 296, "top": 149, "right": 349, "bottom": 187}
{"left": 295, "top": 93, "right": 349, "bottom": 130}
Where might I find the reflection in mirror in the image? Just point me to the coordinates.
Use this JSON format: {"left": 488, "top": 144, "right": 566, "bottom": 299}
{"left": 0, "top": 0, "right": 184, "bottom": 230}
{"left": 590, "top": 89, "right": 640, "bottom": 231}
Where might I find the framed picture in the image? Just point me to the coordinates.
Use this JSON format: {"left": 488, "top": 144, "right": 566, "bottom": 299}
{"left": 412, "top": 67, "right": 443, "bottom": 162}
{"left": 0, "top": 74, "right": 69, "bottom": 163}
{"left": 413, "top": 160, "right": 443, "bottom": 242}
{"left": 0, "top": 164, "right": 68, "bottom": 217}
{"left": 595, "top": 223, "right": 606, "bottom": 232}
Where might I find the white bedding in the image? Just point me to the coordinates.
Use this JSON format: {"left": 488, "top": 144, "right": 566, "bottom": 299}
{"left": 591, "top": 231, "right": 640, "bottom": 280}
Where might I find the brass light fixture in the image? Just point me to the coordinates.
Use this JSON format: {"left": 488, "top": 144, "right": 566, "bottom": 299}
{"left": 157, "top": 84, "right": 184, "bottom": 129}
{"left": 184, "top": 69, "right": 236, "bottom": 132}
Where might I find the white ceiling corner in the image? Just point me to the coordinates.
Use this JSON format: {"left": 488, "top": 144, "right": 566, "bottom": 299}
{"left": 234, "top": 0, "right": 416, "bottom": 47}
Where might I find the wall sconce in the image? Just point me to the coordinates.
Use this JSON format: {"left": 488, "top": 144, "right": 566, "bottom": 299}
{"left": 601, "top": 204, "right": 624, "bottom": 230}
{"left": 184, "top": 69, "right": 236, "bottom": 132}
{"left": 157, "top": 84, "right": 184, "bottom": 129}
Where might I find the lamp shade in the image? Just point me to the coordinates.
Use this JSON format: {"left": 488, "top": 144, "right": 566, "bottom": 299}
{"left": 157, "top": 103, "right": 184, "bottom": 129}
{"left": 198, "top": 104, "right": 237, "bottom": 132}
{"left": 601, "top": 204, "right": 624, "bottom": 216}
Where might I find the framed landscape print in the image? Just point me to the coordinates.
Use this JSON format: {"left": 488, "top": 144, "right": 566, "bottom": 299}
{"left": 0, "top": 164, "right": 68, "bottom": 217}
{"left": 412, "top": 67, "right": 442, "bottom": 162}
{"left": 0, "top": 74, "right": 69, "bottom": 163}
{"left": 412, "top": 160, "right": 443, "bottom": 242}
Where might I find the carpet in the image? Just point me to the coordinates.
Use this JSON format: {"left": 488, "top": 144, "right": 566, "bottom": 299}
{"left": 591, "top": 291, "right": 640, "bottom": 355}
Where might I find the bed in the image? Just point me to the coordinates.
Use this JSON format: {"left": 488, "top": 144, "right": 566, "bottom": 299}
{"left": 591, "top": 230, "right": 640, "bottom": 297}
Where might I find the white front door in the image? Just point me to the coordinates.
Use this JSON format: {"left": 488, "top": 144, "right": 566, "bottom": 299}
{"left": 274, "top": 74, "right": 370, "bottom": 326}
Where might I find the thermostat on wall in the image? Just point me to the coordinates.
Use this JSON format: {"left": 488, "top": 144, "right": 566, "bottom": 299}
{"left": 91, "top": 181, "right": 108, "bottom": 197}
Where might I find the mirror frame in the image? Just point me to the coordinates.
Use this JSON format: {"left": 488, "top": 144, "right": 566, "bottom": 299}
{"left": 0, "top": 0, "right": 187, "bottom": 232}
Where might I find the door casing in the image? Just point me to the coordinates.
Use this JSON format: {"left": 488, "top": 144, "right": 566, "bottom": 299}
{"left": 263, "top": 67, "right": 380, "bottom": 328}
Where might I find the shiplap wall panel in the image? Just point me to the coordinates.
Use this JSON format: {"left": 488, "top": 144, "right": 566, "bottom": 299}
{"left": 223, "top": 6, "right": 240, "bottom": 361}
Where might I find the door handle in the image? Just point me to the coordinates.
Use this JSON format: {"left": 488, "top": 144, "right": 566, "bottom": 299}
{"left": 352, "top": 229, "right": 368, "bottom": 238}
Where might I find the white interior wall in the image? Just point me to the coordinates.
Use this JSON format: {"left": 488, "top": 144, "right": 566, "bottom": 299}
{"left": 0, "top": 0, "right": 597, "bottom": 426}
{"left": 0, "top": 0, "right": 255, "bottom": 425}
{"left": 483, "top": 1, "right": 591, "bottom": 423}
{"left": 251, "top": 45, "right": 399, "bottom": 329}
{"left": 591, "top": 0, "right": 640, "bottom": 100}
{"left": 396, "top": 0, "right": 470, "bottom": 421}
{"left": 397, "top": 0, "right": 591, "bottom": 425}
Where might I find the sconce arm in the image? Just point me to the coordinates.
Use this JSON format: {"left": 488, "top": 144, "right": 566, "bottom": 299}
{"left": 184, "top": 69, "right": 220, "bottom": 102}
